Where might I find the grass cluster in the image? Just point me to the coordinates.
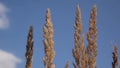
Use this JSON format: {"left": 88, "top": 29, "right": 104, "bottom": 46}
{"left": 25, "top": 5, "right": 119, "bottom": 68}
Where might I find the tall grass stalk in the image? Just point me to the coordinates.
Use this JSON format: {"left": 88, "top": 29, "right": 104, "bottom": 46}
{"left": 43, "top": 8, "right": 55, "bottom": 68}
{"left": 87, "top": 5, "right": 97, "bottom": 68}
{"left": 72, "top": 5, "right": 88, "bottom": 68}
{"left": 65, "top": 60, "right": 70, "bottom": 68}
{"left": 25, "top": 26, "right": 34, "bottom": 68}
{"left": 112, "top": 45, "right": 118, "bottom": 68}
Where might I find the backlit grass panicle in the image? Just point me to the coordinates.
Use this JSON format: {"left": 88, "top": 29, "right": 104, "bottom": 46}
{"left": 74, "top": 5, "right": 82, "bottom": 33}
{"left": 112, "top": 45, "right": 118, "bottom": 68}
{"left": 72, "top": 5, "right": 82, "bottom": 68}
{"left": 43, "top": 8, "right": 55, "bottom": 68}
{"left": 72, "top": 5, "right": 87, "bottom": 68}
{"left": 65, "top": 60, "right": 70, "bottom": 68}
{"left": 80, "top": 35, "right": 88, "bottom": 68}
{"left": 25, "top": 26, "right": 34, "bottom": 68}
{"left": 87, "top": 5, "right": 97, "bottom": 68}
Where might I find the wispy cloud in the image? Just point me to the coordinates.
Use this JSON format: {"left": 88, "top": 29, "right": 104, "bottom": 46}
{"left": 0, "top": 50, "right": 21, "bottom": 68}
{"left": 0, "top": 3, "right": 9, "bottom": 29}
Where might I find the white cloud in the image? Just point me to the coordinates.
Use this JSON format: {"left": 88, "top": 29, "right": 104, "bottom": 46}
{"left": 0, "top": 3, "right": 9, "bottom": 29}
{"left": 0, "top": 50, "right": 21, "bottom": 68}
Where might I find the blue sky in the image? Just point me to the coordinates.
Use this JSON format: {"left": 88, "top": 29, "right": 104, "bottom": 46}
{"left": 0, "top": 0, "right": 120, "bottom": 68}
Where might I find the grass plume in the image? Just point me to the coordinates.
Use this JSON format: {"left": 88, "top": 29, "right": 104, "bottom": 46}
{"left": 72, "top": 5, "right": 88, "bottom": 68}
{"left": 25, "top": 26, "right": 34, "bottom": 68}
{"left": 65, "top": 60, "right": 70, "bottom": 68}
{"left": 87, "top": 5, "right": 98, "bottom": 68}
{"left": 43, "top": 8, "right": 55, "bottom": 68}
{"left": 112, "top": 45, "right": 118, "bottom": 68}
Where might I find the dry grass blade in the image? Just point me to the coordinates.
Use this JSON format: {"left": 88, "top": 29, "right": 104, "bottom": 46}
{"left": 87, "top": 5, "right": 97, "bottom": 68}
{"left": 112, "top": 45, "right": 118, "bottom": 68}
{"left": 25, "top": 26, "right": 34, "bottom": 68}
{"left": 43, "top": 8, "right": 55, "bottom": 68}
